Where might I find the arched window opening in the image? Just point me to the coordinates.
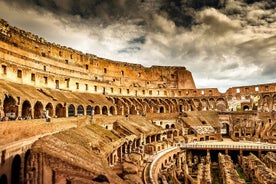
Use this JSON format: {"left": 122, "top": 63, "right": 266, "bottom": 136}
{"left": 45, "top": 103, "right": 53, "bottom": 117}
{"left": 243, "top": 105, "right": 250, "bottom": 111}
{"left": 22, "top": 100, "right": 32, "bottom": 119}
{"left": 3, "top": 95, "right": 18, "bottom": 120}
{"left": 102, "top": 106, "right": 108, "bottom": 115}
{"left": 94, "top": 106, "right": 100, "bottom": 115}
{"left": 171, "top": 124, "right": 175, "bottom": 129}
{"left": 68, "top": 104, "right": 75, "bottom": 117}
{"left": 34, "top": 101, "right": 43, "bottom": 119}
{"left": 77, "top": 105, "right": 84, "bottom": 115}
{"left": 12, "top": 154, "right": 21, "bottom": 184}
{"left": 165, "top": 124, "right": 170, "bottom": 129}
{"left": 55, "top": 103, "right": 65, "bottom": 118}
{"left": 110, "top": 106, "right": 115, "bottom": 115}
{"left": 159, "top": 106, "right": 164, "bottom": 113}
{"left": 86, "top": 105, "right": 92, "bottom": 115}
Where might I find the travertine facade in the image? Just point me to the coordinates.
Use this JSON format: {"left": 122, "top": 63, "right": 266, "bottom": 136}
{"left": 0, "top": 18, "right": 276, "bottom": 184}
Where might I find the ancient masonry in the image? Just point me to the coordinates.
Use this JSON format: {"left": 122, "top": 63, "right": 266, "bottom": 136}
{"left": 0, "top": 18, "right": 276, "bottom": 184}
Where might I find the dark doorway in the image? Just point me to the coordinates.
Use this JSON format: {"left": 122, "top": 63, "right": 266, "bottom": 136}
{"left": 12, "top": 155, "right": 21, "bottom": 184}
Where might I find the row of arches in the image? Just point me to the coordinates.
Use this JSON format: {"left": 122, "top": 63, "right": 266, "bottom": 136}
{"left": 2, "top": 95, "right": 117, "bottom": 120}
{"left": 1, "top": 94, "right": 229, "bottom": 121}
{"left": 109, "top": 97, "right": 228, "bottom": 116}
{"left": 0, "top": 150, "right": 31, "bottom": 184}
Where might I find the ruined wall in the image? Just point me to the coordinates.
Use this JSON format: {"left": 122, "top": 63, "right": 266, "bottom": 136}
{"left": 0, "top": 18, "right": 196, "bottom": 98}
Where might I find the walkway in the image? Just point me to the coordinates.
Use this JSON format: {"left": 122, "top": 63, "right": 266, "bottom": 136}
{"left": 181, "top": 138, "right": 276, "bottom": 150}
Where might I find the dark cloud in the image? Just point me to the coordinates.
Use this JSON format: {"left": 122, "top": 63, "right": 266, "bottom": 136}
{"left": 128, "top": 36, "right": 146, "bottom": 45}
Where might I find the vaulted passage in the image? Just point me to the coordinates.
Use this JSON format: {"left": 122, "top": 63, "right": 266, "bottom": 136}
{"left": 34, "top": 101, "right": 43, "bottom": 119}
{"left": 77, "top": 105, "right": 84, "bottom": 115}
{"left": 56, "top": 103, "right": 65, "bottom": 118}
{"left": 86, "top": 105, "right": 92, "bottom": 115}
{"left": 12, "top": 154, "right": 21, "bottom": 184}
{"left": 22, "top": 100, "right": 31, "bottom": 119}
{"left": 3, "top": 95, "right": 18, "bottom": 120}
{"left": 68, "top": 104, "right": 75, "bottom": 117}
{"left": 46, "top": 103, "right": 53, "bottom": 117}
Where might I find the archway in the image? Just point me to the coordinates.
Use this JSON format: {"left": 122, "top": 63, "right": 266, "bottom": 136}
{"left": 159, "top": 106, "right": 164, "bottom": 113}
{"left": 221, "top": 122, "right": 230, "bottom": 137}
{"left": 3, "top": 95, "right": 18, "bottom": 120}
{"left": 34, "top": 101, "right": 43, "bottom": 119}
{"left": 102, "top": 106, "right": 108, "bottom": 115}
{"left": 0, "top": 174, "right": 7, "bottom": 184}
{"left": 11, "top": 154, "right": 21, "bottom": 184}
{"left": 22, "top": 100, "right": 32, "bottom": 119}
{"left": 45, "top": 103, "right": 53, "bottom": 117}
{"left": 243, "top": 105, "right": 249, "bottom": 111}
{"left": 55, "top": 103, "right": 65, "bottom": 118}
{"left": 110, "top": 106, "right": 116, "bottom": 115}
{"left": 68, "top": 104, "right": 75, "bottom": 117}
{"left": 86, "top": 105, "right": 92, "bottom": 115}
{"left": 216, "top": 98, "right": 227, "bottom": 111}
{"left": 94, "top": 106, "right": 100, "bottom": 115}
{"left": 77, "top": 105, "right": 84, "bottom": 115}
{"left": 130, "top": 105, "right": 136, "bottom": 115}
{"left": 165, "top": 124, "right": 170, "bottom": 129}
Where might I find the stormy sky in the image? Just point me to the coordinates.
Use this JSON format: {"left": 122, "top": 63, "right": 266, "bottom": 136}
{"left": 0, "top": 0, "right": 275, "bottom": 92}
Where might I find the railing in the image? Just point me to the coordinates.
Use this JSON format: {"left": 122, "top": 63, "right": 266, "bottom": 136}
{"left": 181, "top": 142, "right": 276, "bottom": 150}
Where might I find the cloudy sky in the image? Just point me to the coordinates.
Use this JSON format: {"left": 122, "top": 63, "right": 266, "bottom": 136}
{"left": 0, "top": 0, "right": 275, "bottom": 92}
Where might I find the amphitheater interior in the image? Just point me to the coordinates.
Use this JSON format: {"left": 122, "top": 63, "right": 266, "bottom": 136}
{"left": 1, "top": 18, "right": 276, "bottom": 184}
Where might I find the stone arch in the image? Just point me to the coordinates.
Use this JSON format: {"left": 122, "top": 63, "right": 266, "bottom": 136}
{"left": 142, "top": 100, "right": 151, "bottom": 113}
{"left": 94, "top": 106, "right": 101, "bottom": 115}
{"left": 130, "top": 98, "right": 144, "bottom": 115}
{"left": 243, "top": 105, "right": 250, "bottom": 111}
{"left": 159, "top": 106, "right": 165, "bottom": 113}
{"left": 216, "top": 98, "right": 227, "bottom": 111}
{"left": 209, "top": 98, "right": 215, "bottom": 110}
{"left": 130, "top": 105, "right": 136, "bottom": 115}
{"left": 86, "top": 105, "right": 92, "bottom": 115}
{"left": 12, "top": 154, "right": 21, "bottom": 184}
{"left": 201, "top": 98, "right": 209, "bottom": 111}
{"left": 3, "top": 95, "right": 18, "bottom": 120}
{"left": 77, "top": 105, "right": 84, "bottom": 115}
{"left": 45, "top": 103, "right": 53, "bottom": 117}
{"left": 102, "top": 106, "right": 108, "bottom": 115}
{"left": 55, "top": 103, "right": 65, "bottom": 118}
{"left": 262, "top": 95, "right": 270, "bottom": 112}
{"left": 159, "top": 99, "right": 170, "bottom": 113}
{"left": 193, "top": 99, "right": 202, "bottom": 111}
{"left": 34, "top": 101, "right": 43, "bottom": 119}
{"left": 68, "top": 104, "right": 75, "bottom": 117}
{"left": 0, "top": 174, "right": 7, "bottom": 184}
{"left": 221, "top": 121, "right": 230, "bottom": 136}
{"left": 22, "top": 100, "right": 32, "bottom": 119}
{"left": 110, "top": 106, "right": 116, "bottom": 115}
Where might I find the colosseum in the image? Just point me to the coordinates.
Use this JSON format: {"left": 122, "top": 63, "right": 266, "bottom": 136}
{"left": 0, "top": 18, "right": 276, "bottom": 184}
